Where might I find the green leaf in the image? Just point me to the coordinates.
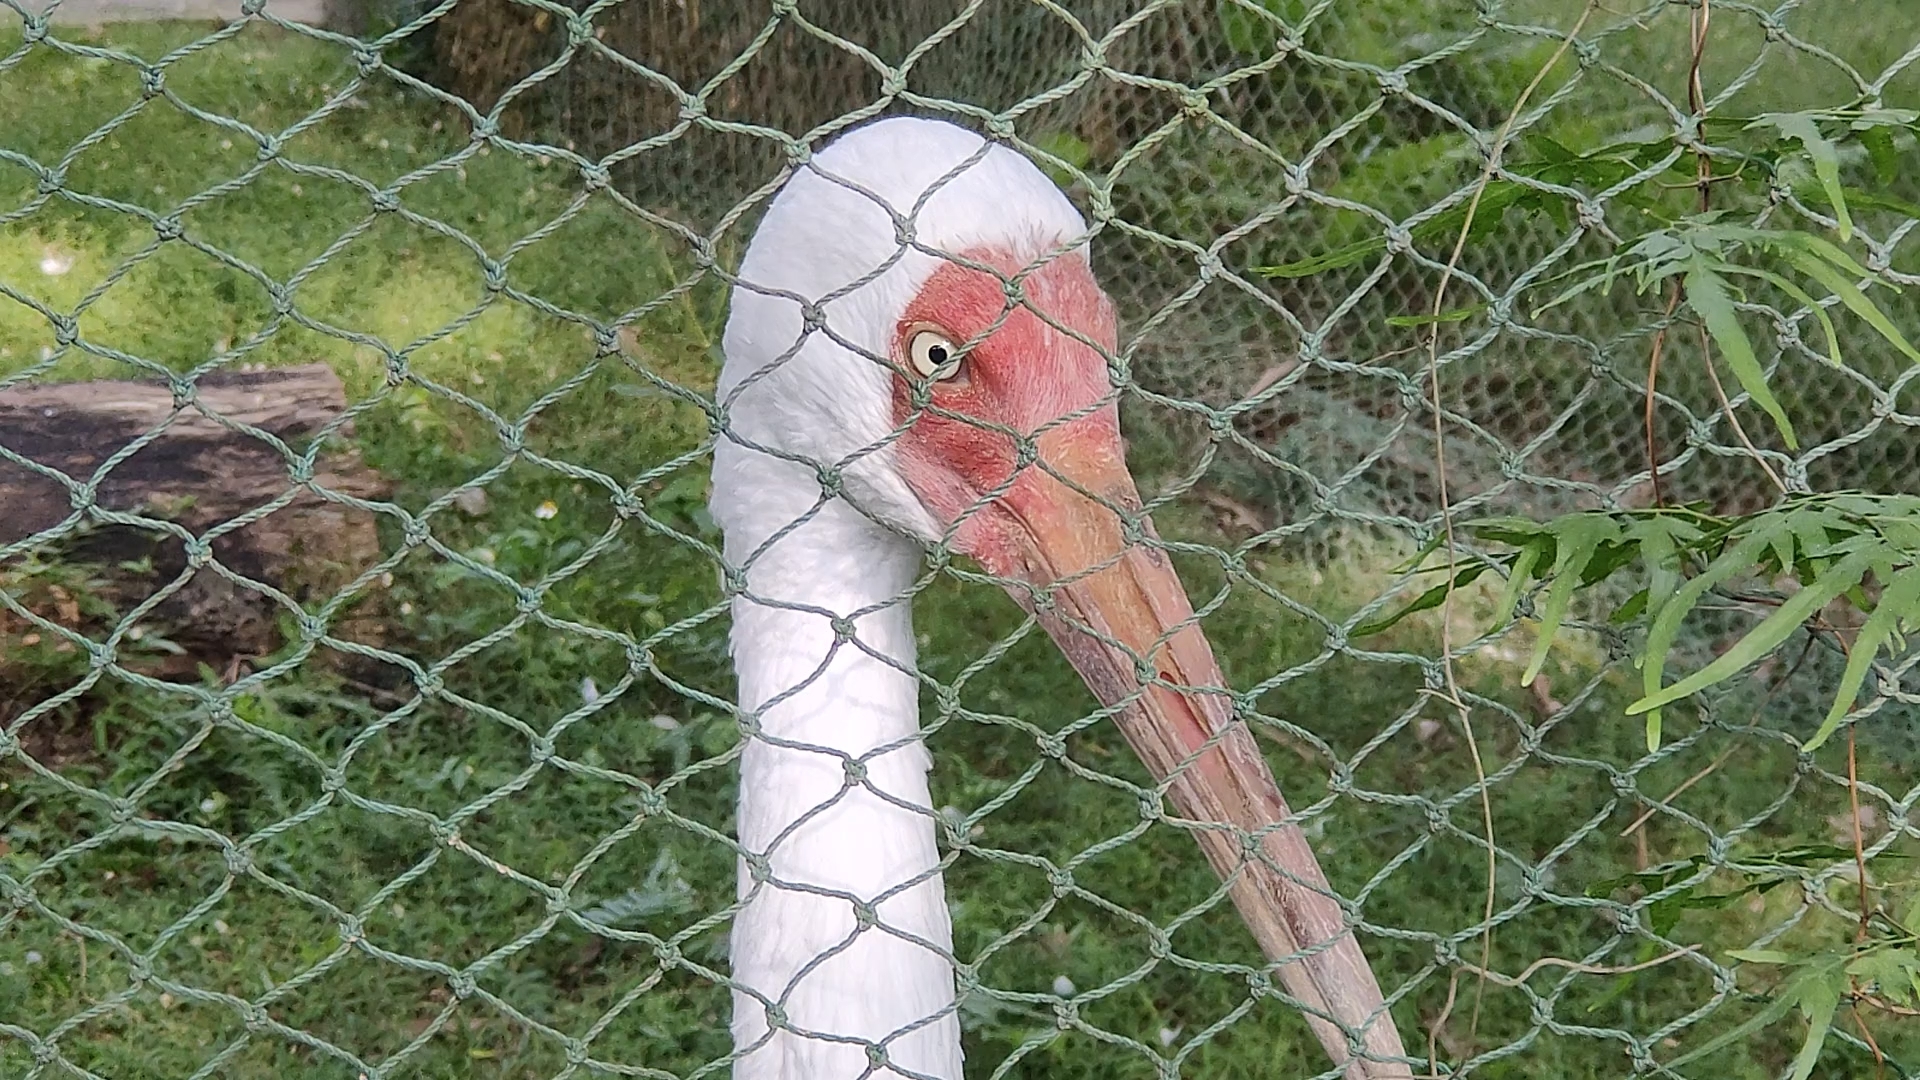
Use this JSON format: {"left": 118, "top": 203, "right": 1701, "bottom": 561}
{"left": 1788, "top": 969, "right": 1842, "bottom": 1080}
{"left": 1775, "top": 243, "right": 1920, "bottom": 365}
{"left": 1492, "top": 541, "right": 1546, "bottom": 630}
{"left": 1351, "top": 560, "right": 1495, "bottom": 638}
{"left": 1666, "top": 951, "right": 1848, "bottom": 1074}
{"left": 1684, "top": 261, "right": 1799, "bottom": 449}
{"left": 1611, "top": 588, "right": 1650, "bottom": 624}
{"left": 1629, "top": 546, "right": 1878, "bottom": 718}
{"left": 1523, "top": 515, "right": 1619, "bottom": 684}
{"left": 1849, "top": 947, "right": 1920, "bottom": 1007}
{"left": 1804, "top": 565, "right": 1920, "bottom": 751}
{"left": 1727, "top": 948, "right": 1797, "bottom": 965}
{"left": 1860, "top": 125, "right": 1901, "bottom": 186}
{"left": 1750, "top": 113, "right": 1853, "bottom": 241}
{"left": 1636, "top": 524, "right": 1797, "bottom": 747}
{"left": 1715, "top": 264, "right": 1843, "bottom": 366}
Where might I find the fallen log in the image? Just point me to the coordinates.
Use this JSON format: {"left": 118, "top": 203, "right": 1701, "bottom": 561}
{"left": 0, "top": 364, "right": 390, "bottom": 683}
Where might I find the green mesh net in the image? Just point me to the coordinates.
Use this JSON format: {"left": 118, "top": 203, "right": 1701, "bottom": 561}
{"left": 4, "top": 1, "right": 1920, "bottom": 1077}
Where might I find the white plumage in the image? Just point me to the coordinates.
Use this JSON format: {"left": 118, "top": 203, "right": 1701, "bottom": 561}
{"left": 711, "top": 117, "right": 1087, "bottom": 1080}
{"left": 710, "top": 115, "right": 1411, "bottom": 1080}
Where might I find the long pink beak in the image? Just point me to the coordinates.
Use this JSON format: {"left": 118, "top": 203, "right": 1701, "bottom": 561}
{"left": 975, "top": 424, "right": 1411, "bottom": 1079}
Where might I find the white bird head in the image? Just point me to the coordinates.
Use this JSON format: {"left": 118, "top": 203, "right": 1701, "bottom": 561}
{"left": 711, "top": 115, "right": 1409, "bottom": 1078}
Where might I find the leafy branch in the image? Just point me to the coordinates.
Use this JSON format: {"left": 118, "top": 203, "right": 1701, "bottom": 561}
{"left": 1586, "top": 850, "right": 1920, "bottom": 1079}
{"left": 1359, "top": 495, "right": 1920, "bottom": 751}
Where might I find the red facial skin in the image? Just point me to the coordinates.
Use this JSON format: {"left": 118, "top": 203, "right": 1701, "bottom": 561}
{"left": 887, "top": 249, "right": 1123, "bottom": 560}
{"left": 882, "top": 249, "right": 1412, "bottom": 1077}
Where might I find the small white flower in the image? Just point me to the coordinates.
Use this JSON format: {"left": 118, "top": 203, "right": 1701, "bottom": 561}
{"left": 398, "top": 601, "right": 414, "bottom": 616}
{"left": 25, "top": 951, "right": 43, "bottom": 966}
{"left": 649, "top": 715, "right": 680, "bottom": 731}
{"left": 1051, "top": 975, "right": 1075, "bottom": 998}
{"left": 580, "top": 677, "right": 600, "bottom": 705}
{"left": 213, "top": 919, "right": 230, "bottom": 936}
{"left": 534, "top": 500, "right": 558, "bottom": 520}
{"left": 1158, "top": 1026, "right": 1181, "bottom": 1047}
{"left": 39, "top": 248, "right": 73, "bottom": 276}
{"left": 199, "top": 797, "right": 217, "bottom": 814}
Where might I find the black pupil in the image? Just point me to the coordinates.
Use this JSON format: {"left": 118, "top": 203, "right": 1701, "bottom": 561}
{"left": 926, "top": 344, "right": 948, "bottom": 368}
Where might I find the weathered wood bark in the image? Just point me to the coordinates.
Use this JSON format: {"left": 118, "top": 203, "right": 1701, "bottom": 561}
{"left": 0, "top": 364, "right": 390, "bottom": 682}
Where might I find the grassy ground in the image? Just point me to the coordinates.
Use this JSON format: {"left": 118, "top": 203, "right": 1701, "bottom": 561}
{"left": 3, "top": 17, "right": 1919, "bottom": 1080}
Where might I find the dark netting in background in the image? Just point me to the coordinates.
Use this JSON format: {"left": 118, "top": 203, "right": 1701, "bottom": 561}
{"left": 398, "top": 0, "right": 1920, "bottom": 535}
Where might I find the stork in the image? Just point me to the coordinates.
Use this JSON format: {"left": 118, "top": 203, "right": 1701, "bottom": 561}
{"left": 709, "top": 116, "right": 1409, "bottom": 1079}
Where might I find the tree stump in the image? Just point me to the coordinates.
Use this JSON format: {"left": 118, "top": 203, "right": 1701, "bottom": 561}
{"left": 0, "top": 364, "right": 390, "bottom": 684}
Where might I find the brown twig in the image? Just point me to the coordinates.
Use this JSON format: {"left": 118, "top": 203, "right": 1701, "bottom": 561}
{"left": 1850, "top": 723, "right": 1870, "bottom": 939}
{"left": 1457, "top": 943, "right": 1699, "bottom": 987}
{"left": 1851, "top": 1003, "right": 1887, "bottom": 1075}
{"left": 1700, "top": 348, "right": 1790, "bottom": 494}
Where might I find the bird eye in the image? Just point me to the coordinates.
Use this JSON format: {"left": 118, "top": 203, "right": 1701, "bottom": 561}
{"left": 907, "top": 329, "right": 963, "bottom": 382}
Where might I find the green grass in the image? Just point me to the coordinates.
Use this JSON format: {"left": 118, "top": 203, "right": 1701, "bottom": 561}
{"left": 3, "top": 17, "right": 1919, "bottom": 1080}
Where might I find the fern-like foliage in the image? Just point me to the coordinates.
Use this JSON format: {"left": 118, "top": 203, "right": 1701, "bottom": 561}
{"left": 1362, "top": 495, "right": 1920, "bottom": 752}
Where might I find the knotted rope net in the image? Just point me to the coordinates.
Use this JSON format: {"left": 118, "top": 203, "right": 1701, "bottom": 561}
{"left": 3, "top": 1, "right": 1920, "bottom": 1077}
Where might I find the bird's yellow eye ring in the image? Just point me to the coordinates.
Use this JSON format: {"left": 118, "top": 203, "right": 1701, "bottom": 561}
{"left": 906, "top": 327, "right": 963, "bottom": 382}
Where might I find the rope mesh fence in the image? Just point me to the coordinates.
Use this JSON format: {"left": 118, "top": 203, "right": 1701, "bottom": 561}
{"left": 2, "top": 1, "right": 1919, "bottom": 1077}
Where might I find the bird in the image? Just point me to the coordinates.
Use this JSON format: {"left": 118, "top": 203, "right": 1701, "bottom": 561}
{"left": 709, "top": 115, "right": 1410, "bottom": 1080}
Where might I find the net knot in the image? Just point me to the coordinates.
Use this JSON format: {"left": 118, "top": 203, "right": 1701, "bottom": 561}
{"left": 51, "top": 315, "right": 78, "bottom": 347}
{"left": 851, "top": 898, "right": 878, "bottom": 929}
{"left": 483, "top": 259, "right": 508, "bottom": 292}
{"left": 631, "top": 785, "right": 667, "bottom": 817}
{"left": 140, "top": 66, "right": 164, "bottom": 98}
{"left": 154, "top": 216, "right": 183, "bottom": 241}
{"left": 563, "top": 1037, "right": 590, "bottom": 1065}
{"left": 1375, "top": 69, "right": 1409, "bottom": 96}
{"left": 865, "top": 1043, "right": 890, "bottom": 1069}
{"left": 35, "top": 166, "right": 66, "bottom": 195}
{"left": 529, "top": 737, "right": 554, "bottom": 764}
{"left": 1047, "top": 866, "right": 1074, "bottom": 896}
{"left": 223, "top": 846, "right": 254, "bottom": 875}
{"left": 20, "top": 15, "right": 47, "bottom": 43}
{"left": 370, "top": 189, "right": 401, "bottom": 213}
{"left": 353, "top": 46, "right": 381, "bottom": 75}
{"left": 336, "top": 913, "right": 364, "bottom": 944}
{"left": 566, "top": 14, "right": 594, "bottom": 44}
{"left": 448, "top": 971, "right": 477, "bottom": 1000}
